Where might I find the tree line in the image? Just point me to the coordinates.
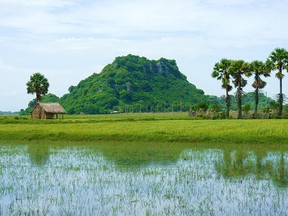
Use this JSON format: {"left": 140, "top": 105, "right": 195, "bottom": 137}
{"left": 25, "top": 50, "right": 287, "bottom": 117}
{"left": 212, "top": 48, "right": 288, "bottom": 119}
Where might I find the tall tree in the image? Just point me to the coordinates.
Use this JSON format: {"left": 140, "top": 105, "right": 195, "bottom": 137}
{"left": 267, "top": 48, "right": 288, "bottom": 116}
{"left": 212, "top": 59, "right": 232, "bottom": 119}
{"left": 26, "top": 73, "right": 49, "bottom": 102}
{"left": 229, "top": 60, "right": 250, "bottom": 119}
{"left": 249, "top": 60, "right": 270, "bottom": 118}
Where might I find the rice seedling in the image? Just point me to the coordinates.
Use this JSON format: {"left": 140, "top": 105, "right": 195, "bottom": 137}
{"left": 0, "top": 142, "right": 287, "bottom": 215}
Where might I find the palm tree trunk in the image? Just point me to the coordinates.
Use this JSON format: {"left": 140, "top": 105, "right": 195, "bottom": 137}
{"left": 279, "top": 77, "right": 283, "bottom": 116}
{"left": 36, "top": 93, "right": 42, "bottom": 102}
{"left": 237, "top": 73, "right": 242, "bottom": 119}
{"left": 254, "top": 87, "right": 259, "bottom": 118}
{"left": 225, "top": 88, "right": 230, "bottom": 119}
{"left": 237, "top": 85, "right": 242, "bottom": 119}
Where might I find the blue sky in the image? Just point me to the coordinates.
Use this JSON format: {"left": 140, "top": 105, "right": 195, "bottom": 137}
{"left": 1, "top": 0, "right": 288, "bottom": 111}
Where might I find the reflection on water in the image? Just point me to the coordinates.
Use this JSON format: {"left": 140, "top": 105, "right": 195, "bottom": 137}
{"left": 0, "top": 142, "right": 287, "bottom": 215}
{"left": 99, "top": 142, "right": 183, "bottom": 169}
{"left": 216, "top": 150, "right": 288, "bottom": 188}
{"left": 27, "top": 144, "right": 50, "bottom": 167}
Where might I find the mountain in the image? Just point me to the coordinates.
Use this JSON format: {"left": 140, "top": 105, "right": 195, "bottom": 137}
{"left": 60, "top": 55, "right": 213, "bottom": 114}
{"left": 22, "top": 54, "right": 277, "bottom": 115}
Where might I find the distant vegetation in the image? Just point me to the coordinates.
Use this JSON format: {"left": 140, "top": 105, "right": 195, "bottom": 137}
{"left": 0, "top": 111, "right": 19, "bottom": 115}
{"left": 212, "top": 47, "right": 288, "bottom": 119}
{"left": 22, "top": 55, "right": 218, "bottom": 114}
{"left": 20, "top": 54, "right": 281, "bottom": 118}
{"left": 60, "top": 55, "right": 214, "bottom": 114}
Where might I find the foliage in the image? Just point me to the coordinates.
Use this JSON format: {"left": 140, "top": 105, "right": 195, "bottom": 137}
{"left": 211, "top": 59, "right": 233, "bottom": 118}
{"left": 241, "top": 93, "right": 263, "bottom": 109}
{"left": 266, "top": 48, "right": 288, "bottom": 116}
{"left": 209, "top": 103, "right": 222, "bottom": 112}
{"left": 249, "top": 60, "right": 270, "bottom": 117}
{"left": 229, "top": 60, "right": 250, "bottom": 119}
{"left": 60, "top": 55, "right": 213, "bottom": 114}
{"left": 21, "top": 53, "right": 281, "bottom": 117}
{"left": 195, "top": 101, "right": 209, "bottom": 111}
{"left": 211, "top": 48, "right": 288, "bottom": 119}
{"left": 26, "top": 73, "right": 49, "bottom": 102}
{"left": 20, "top": 94, "right": 60, "bottom": 115}
{"left": 242, "top": 104, "right": 251, "bottom": 115}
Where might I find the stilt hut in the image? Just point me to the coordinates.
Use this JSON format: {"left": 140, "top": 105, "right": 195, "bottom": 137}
{"left": 31, "top": 103, "right": 66, "bottom": 119}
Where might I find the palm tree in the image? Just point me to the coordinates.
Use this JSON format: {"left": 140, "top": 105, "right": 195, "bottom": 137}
{"left": 267, "top": 48, "right": 288, "bottom": 116}
{"left": 229, "top": 60, "right": 251, "bottom": 119}
{"left": 212, "top": 59, "right": 232, "bottom": 119}
{"left": 249, "top": 60, "right": 270, "bottom": 118}
{"left": 26, "top": 73, "right": 49, "bottom": 102}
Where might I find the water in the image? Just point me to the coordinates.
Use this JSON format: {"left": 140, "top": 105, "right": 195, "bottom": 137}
{"left": 0, "top": 143, "right": 287, "bottom": 215}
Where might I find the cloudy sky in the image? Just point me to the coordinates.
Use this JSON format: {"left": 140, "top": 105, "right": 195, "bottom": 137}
{"left": 1, "top": 0, "right": 288, "bottom": 111}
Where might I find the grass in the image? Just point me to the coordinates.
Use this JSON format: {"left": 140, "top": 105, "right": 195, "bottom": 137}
{"left": 0, "top": 113, "right": 288, "bottom": 144}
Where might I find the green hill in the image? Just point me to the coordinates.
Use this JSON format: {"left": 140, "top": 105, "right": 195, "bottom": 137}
{"left": 60, "top": 55, "right": 213, "bottom": 114}
{"left": 238, "top": 92, "right": 274, "bottom": 110}
{"left": 22, "top": 55, "right": 278, "bottom": 115}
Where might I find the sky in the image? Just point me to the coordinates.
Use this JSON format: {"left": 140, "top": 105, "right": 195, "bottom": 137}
{"left": 1, "top": 0, "right": 288, "bottom": 111}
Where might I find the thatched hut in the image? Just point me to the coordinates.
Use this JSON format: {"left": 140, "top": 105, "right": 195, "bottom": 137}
{"left": 31, "top": 103, "right": 66, "bottom": 119}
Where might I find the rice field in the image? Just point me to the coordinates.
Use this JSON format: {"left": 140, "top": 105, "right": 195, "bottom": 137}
{"left": 0, "top": 113, "right": 287, "bottom": 215}
{"left": 0, "top": 113, "right": 288, "bottom": 144}
{"left": 0, "top": 142, "right": 287, "bottom": 215}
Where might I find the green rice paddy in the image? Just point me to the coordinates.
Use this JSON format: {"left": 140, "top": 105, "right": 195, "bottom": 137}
{"left": 0, "top": 113, "right": 287, "bottom": 215}
{"left": 0, "top": 113, "right": 287, "bottom": 144}
{"left": 0, "top": 142, "right": 287, "bottom": 215}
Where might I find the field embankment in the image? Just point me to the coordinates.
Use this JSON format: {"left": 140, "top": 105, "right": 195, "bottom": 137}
{"left": 0, "top": 113, "right": 287, "bottom": 144}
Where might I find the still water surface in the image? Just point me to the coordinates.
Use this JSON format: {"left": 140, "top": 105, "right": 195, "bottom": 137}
{"left": 0, "top": 142, "right": 287, "bottom": 215}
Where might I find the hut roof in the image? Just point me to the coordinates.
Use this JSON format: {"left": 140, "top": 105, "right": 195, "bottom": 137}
{"left": 38, "top": 103, "right": 66, "bottom": 114}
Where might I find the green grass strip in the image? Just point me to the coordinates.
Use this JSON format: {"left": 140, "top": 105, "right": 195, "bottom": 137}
{"left": 0, "top": 117, "right": 287, "bottom": 144}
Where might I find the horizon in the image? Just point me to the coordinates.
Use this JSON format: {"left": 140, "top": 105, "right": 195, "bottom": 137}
{"left": 1, "top": 0, "right": 288, "bottom": 112}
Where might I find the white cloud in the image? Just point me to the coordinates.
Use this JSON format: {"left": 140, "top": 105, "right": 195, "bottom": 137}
{"left": 0, "top": 0, "right": 77, "bottom": 7}
{"left": 1, "top": 0, "right": 288, "bottom": 110}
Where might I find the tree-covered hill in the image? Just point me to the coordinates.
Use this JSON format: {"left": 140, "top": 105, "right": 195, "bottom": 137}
{"left": 60, "top": 55, "right": 213, "bottom": 114}
{"left": 22, "top": 54, "right": 278, "bottom": 115}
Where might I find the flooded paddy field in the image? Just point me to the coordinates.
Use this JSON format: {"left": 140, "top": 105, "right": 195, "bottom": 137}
{"left": 0, "top": 142, "right": 287, "bottom": 215}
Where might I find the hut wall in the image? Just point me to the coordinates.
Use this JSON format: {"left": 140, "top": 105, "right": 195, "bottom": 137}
{"left": 41, "top": 110, "right": 46, "bottom": 119}
{"left": 32, "top": 104, "right": 51, "bottom": 119}
{"left": 32, "top": 104, "right": 42, "bottom": 119}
